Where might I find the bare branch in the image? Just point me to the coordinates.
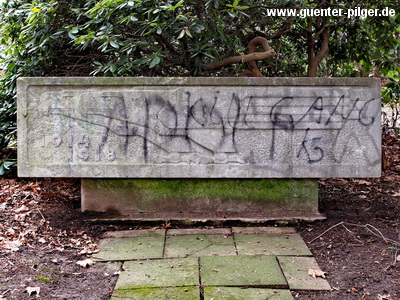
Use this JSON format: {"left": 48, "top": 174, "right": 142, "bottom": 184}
{"left": 309, "top": 221, "right": 344, "bottom": 243}
{"left": 266, "top": 18, "right": 294, "bottom": 40}
{"left": 385, "top": 248, "right": 399, "bottom": 271}
{"left": 310, "top": 222, "right": 400, "bottom": 248}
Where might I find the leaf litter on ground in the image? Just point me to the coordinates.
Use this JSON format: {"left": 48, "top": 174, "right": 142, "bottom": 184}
{"left": 0, "top": 178, "right": 96, "bottom": 253}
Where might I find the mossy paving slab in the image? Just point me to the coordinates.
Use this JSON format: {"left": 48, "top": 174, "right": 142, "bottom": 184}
{"left": 96, "top": 261, "right": 122, "bottom": 273}
{"left": 164, "top": 234, "right": 236, "bottom": 258}
{"left": 111, "top": 286, "right": 200, "bottom": 299}
{"left": 234, "top": 233, "right": 312, "bottom": 256}
{"left": 278, "top": 256, "right": 331, "bottom": 290}
{"left": 203, "top": 287, "right": 293, "bottom": 300}
{"left": 167, "top": 228, "right": 232, "bottom": 236}
{"left": 200, "top": 255, "right": 287, "bottom": 287}
{"left": 115, "top": 258, "right": 199, "bottom": 290}
{"left": 232, "top": 227, "right": 296, "bottom": 235}
{"left": 93, "top": 236, "right": 164, "bottom": 261}
{"left": 102, "top": 229, "right": 165, "bottom": 238}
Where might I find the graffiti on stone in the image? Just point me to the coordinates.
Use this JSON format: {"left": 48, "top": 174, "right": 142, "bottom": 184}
{"left": 17, "top": 78, "right": 381, "bottom": 177}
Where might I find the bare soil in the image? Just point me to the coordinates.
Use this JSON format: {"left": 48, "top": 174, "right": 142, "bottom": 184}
{"left": 0, "top": 132, "right": 399, "bottom": 300}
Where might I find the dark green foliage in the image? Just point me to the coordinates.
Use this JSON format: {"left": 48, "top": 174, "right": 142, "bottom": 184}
{"left": 0, "top": 0, "right": 399, "bottom": 174}
{"left": 382, "top": 75, "right": 400, "bottom": 130}
{"left": 0, "top": 94, "right": 16, "bottom": 175}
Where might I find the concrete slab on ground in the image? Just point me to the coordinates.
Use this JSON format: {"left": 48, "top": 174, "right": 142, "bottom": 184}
{"left": 164, "top": 234, "right": 236, "bottom": 258}
{"left": 97, "top": 227, "right": 333, "bottom": 298}
{"left": 111, "top": 286, "right": 200, "bottom": 299}
{"left": 101, "top": 229, "right": 165, "bottom": 238}
{"left": 167, "top": 228, "right": 231, "bottom": 236}
{"left": 234, "top": 233, "right": 313, "bottom": 256}
{"left": 93, "top": 235, "right": 164, "bottom": 261}
{"left": 232, "top": 227, "right": 297, "bottom": 234}
{"left": 96, "top": 261, "right": 122, "bottom": 273}
{"left": 200, "top": 255, "right": 287, "bottom": 287}
{"left": 203, "top": 287, "right": 294, "bottom": 300}
{"left": 115, "top": 258, "right": 200, "bottom": 290}
{"left": 278, "top": 256, "right": 331, "bottom": 290}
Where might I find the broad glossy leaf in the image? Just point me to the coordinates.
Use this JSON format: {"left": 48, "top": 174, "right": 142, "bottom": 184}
{"left": 110, "top": 40, "right": 120, "bottom": 48}
{"left": 149, "top": 55, "right": 161, "bottom": 68}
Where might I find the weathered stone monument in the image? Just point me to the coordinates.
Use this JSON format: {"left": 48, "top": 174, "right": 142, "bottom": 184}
{"left": 17, "top": 77, "right": 381, "bottom": 221}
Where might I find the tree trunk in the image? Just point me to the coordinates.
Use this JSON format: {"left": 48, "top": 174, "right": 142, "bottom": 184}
{"left": 306, "top": 18, "right": 329, "bottom": 77}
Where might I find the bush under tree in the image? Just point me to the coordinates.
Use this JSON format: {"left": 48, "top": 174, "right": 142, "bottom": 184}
{"left": 0, "top": 0, "right": 399, "bottom": 174}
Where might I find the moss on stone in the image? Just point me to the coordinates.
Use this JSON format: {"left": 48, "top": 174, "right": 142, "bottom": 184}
{"left": 204, "top": 286, "right": 294, "bottom": 300}
{"left": 111, "top": 286, "right": 199, "bottom": 299}
{"left": 35, "top": 276, "right": 52, "bottom": 282}
{"left": 82, "top": 178, "right": 319, "bottom": 217}
{"left": 90, "top": 178, "right": 317, "bottom": 204}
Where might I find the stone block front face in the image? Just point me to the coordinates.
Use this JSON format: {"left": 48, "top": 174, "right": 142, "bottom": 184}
{"left": 80, "top": 178, "right": 320, "bottom": 219}
{"left": 18, "top": 77, "right": 381, "bottom": 178}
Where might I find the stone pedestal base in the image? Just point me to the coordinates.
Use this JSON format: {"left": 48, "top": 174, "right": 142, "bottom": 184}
{"left": 81, "top": 179, "right": 324, "bottom": 222}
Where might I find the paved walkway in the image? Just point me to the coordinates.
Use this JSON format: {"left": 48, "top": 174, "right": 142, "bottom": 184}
{"left": 93, "top": 227, "right": 331, "bottom": 299}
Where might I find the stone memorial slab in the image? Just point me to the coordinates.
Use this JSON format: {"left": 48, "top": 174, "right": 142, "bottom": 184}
{"left": 18, "top": 77, "right": 381, "bottom": 178}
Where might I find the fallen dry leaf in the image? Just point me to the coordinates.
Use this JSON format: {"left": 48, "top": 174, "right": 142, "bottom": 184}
{"left": 334, "top": 179, "right": 348, "bottom": 185}
{"left": 0, "top": 240, "right": 22, "bottom": 251}
{"left": 77, "top": 258, "right": 95, "bottom": 268}
{"left": 308, "top": 268, "right": 326, "bottom": 279}
{"left": 357, "top": 180, "right": 372, "bottom": 186}
{"left": 392, "top": 192, "right": 400, "bottom": 197}
{"left": 14, "top": 213, "right": 28, "bottom": 221}
{"left": 164, "top": 222, "right": 171, "bottom": 228}
{"left": 26, "top": 286, "right": 40, "bottom": 296}
{"left": 382, "top": 176, "right": 397, "bottom": 182}
{"left": 16, "top": 205, "right": 30, "bottom": 213}
{"left": 79, "top": 248, "right": 100, "bottom": 255}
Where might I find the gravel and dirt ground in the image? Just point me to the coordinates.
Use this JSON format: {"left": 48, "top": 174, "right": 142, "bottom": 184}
{"left": 0, "top": 132, "right": 399, "bottom": 299}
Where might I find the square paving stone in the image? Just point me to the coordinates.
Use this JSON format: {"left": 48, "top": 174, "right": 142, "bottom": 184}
{"left": 167, "top": 228, "right": 231, "bottom": 236}
{"left": 232, "top": 227, "right": 297, "bottom": 235}
{"left": 93, "top": 235, "right": 164, "bottom": 261}
{"left": 111, "top": 286, "right": 200, "bottom": 299}
{"left": 278, "top": 256, "right": 331, "bottom": 290}
{"left": 96, "top": 261, "right": 122, "bottom": 273}
{"left": 164, "top": 234, "right": 236, "bottom": 258}
{"left": 235, "top": 233, "right": 312, "bottom": 256}
{"left": 200, "top": 255, "right": 287, "bottom": 287}
{"left": 102, "top": 229, "right": 165, "bottom": 238}
{"left": 203, "top": 287, "right": 293, "bottom": 300}
{"left": 115, "top": 258, "right": 200, "bottom": 290}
